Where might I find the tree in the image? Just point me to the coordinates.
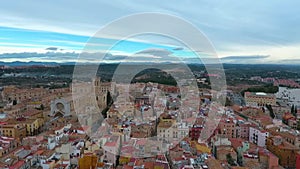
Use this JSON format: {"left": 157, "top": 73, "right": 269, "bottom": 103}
{"left": 40, "top": 104, "right": 45, "bottom": 110}
{"left": 35, "top": 104, "right": 45, "bottom": 110}
{"left": 291, "top": 105, "right": 295, "bottom": 116}
{"left": 241, "top": 85, "right": 279, "bottom": 96}
{"left": 166, "top": 101, "right": 170, "bottom": 109}
{"left": 297, "top": 119, "right": 300, "bottom": 130}
{"left": 106, "top": 91, "right": 113, "bottom": 107}
{"left": 12, "top": 100, "right": 17, "bottom": 105}
{"left": 266, "top": 104, "right": 275, "bottom": 119}
{"left": 225, "top": 97, "right": 233, "bottom": 106}
{"left": 101, "top": 107, "right": 109, "bottom": 118}
{"left": 226, "top": 153, "right": 236, "bottom": 166}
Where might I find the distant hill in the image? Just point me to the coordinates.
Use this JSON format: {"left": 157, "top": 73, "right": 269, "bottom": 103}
{"left": 0, "top": 61, "right": 78, "bottom": 67}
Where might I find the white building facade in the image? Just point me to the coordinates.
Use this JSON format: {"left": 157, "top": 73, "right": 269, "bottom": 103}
{"left": 249, "top": 127, "right": 269, "bottom": 147}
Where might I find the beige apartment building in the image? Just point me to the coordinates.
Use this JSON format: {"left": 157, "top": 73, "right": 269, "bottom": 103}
{"left": 0, "top": 122, "right": 26, "bottom": 141}
{"left": 2, "top": 85, "right": 70, "bottom": 104}
{"left": 244, "top": 92, "right": 276, "bottom": 106}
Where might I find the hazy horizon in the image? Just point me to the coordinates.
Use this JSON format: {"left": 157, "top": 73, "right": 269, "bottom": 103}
{"left": 1, "top": 1, "right": 300, "bottom": 64}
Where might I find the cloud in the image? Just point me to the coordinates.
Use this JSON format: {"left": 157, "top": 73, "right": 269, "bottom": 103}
{"left": 181, "top": 57, "right": 225, "bottom": 64}
{"left": 135, "top": 48, "right": 173, "bottom": 57}
{"left": 103, "top": 54, "right": 127, "bottom": 60}
{"left": 219, "top": 55, "right": 271, "bottom": 64}
{"left": 0, "top": 50, "right": 180, "bottom": 63}
{"left": 172, "top": 47, "right": 184, "bottom": 51}
{"left": 45, "top": 47, "right": 58, "bottom": 51}
{"left": 0, "top": 1, "right": 300, "bottom": 64}
{"left": 0, "top": 51, "right": 297, "bottom": 65}
{"left": 221, "top": 55, "right": 270, "bottom": 60}
{"left": 0, "top": 52, "right": 79, "bottom": 61}
{"left": 2, "top": 0, "right": 299, "bottom": 47}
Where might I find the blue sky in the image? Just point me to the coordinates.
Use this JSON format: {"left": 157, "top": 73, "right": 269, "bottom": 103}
{"left": 0, "top": 0, "right": 300, "bottom": 64}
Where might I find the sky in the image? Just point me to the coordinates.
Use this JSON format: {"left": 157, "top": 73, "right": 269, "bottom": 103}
{"left": 0, "top": 0, "right": 300, "bottom": 64}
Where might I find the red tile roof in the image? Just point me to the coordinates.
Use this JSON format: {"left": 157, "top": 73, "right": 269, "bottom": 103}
{"left": 229, "top": 138, "right": 244, "bottom": 150}
{"left": 9, "top": 160, "right": 25, "bottom": 169}
{"left": 104, "top": 141, "right": 117, "bottom": 147}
